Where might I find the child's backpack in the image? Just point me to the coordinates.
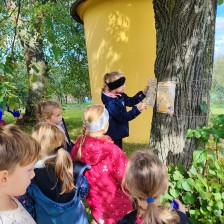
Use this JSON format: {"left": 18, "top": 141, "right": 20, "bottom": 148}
{"left": 20, "top": 162, "right": 90, "bottom": 224}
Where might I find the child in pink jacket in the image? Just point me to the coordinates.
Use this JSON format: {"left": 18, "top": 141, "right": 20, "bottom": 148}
{"left": 71, "top": 104, "right": 132, "bottom": 224}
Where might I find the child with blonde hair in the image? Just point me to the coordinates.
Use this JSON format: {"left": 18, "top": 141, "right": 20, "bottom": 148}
{"left": 101, "top": 71, "right": 149, "bottom": 148}
{"left": 119, "top": 150, "right": 190, "bottom": 224}
{"left": 36, "top": 100, "right": 74, "bottom": 153}
{"left": 71, "top": 104, "right": 133, "bottom": 224}
{"left": 20, "top": 122, "right": 90, "bottom": 224}
{"left": 0, "top": 124, "right": 40, "bottom": 223}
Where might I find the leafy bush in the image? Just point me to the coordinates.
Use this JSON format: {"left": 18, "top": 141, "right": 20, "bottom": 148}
{"left": 163, "top": 115, "right": 224, "bottom": 224}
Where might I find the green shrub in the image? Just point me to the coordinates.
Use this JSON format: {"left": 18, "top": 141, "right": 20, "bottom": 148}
{"left": 163, "top": 115, "right": 224, "bottom": 224}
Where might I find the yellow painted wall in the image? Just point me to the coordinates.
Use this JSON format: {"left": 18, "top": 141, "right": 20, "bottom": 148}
{"left": 76, "top": 0, "right": 156, "bottom": 143}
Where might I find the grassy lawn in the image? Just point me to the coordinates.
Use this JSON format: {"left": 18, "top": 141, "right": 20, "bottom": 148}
{"left": 2, "top": 102, "right": 224, "bottom": 157}
{"left": 210, "top": 103, "right": 224, "bottom": 117}
{"left": 62, "top": 103, "right": 89, "bottom": 141}
{"left": 2, "top": 103, "right": 88, "bottom": 137}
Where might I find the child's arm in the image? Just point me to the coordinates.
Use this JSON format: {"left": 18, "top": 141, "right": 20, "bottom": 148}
{"left": 0, "top": 107, "right": 3, "bottom": 120}
{"left": 18, "top": 192, "right": 36, "bottom": 219}
{"left": 173, "top": 199, "right": 186, "bottom": 213}
{"left": 6, "top": 104, "right": 22, "bottom": 119}
{"left": 124, "top": 79, "right": 150, "bottom": 106}
{"left": 123, "top": 92, "right": 146, "bottom": 107}
{"left": 108, "top": 101, "right": 145, "bottom": 122}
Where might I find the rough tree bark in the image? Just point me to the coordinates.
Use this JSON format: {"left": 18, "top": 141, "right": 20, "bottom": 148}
{"left": 150, "top": 0, "right": 217, "bottom": 167}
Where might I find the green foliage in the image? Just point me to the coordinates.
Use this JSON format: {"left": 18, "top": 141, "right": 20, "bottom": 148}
{"left": 0, "top": 55, "right": 24, "bottom": 109}
{"left": 0, "top": 0, "right": 89, "bottom": 109}
{"left": 187, "top": 114, "right": 224, "bottom": 143}
{"left": 163, "top": 115, "right": 224, "bottom": 223}
{"left": 211, "top": 56, "right": 224, "bottom": 104}
{"left": 33, "top": 1, "right": 90, "bottom": 100}
{"left": 166, "top": 151, "right": 224, "bottom": 223}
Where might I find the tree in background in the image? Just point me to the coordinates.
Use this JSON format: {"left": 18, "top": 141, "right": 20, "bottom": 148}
{"left": 0, "top": 0, "right": 89, "bottom": 120}
{"left": 150, "top": 0, "right": 219, "bottom": 167}
{"left": 211, "top": 55, "right": 224, "bottom": 104}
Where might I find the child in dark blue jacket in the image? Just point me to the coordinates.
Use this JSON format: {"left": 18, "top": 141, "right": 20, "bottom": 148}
{"left": 101, "top": 71, "right": 149, "bottom": 148}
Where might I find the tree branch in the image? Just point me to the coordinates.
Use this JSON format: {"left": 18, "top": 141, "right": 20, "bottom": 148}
{"left": 11, "top": 0, "right": 21, "bottom": 54}
{"left": 0, "top": 8, "right": 16, "bottom": 24}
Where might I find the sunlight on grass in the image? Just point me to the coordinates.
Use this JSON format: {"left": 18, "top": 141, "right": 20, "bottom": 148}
{"left": 2, "top": 102, "right": 224, "bottom": 150}
{"left": 210, "top": 104, "right": 224, "bottom": 117}
{"left": 62, "top": 103, "right": 90, "bottom": 141}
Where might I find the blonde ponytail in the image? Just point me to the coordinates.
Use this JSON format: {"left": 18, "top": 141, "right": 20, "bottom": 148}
{"left": 32, "top": 122, "right": 75, "bottom": 194}
{"left": 54, "top": 148, "right": 75, "bottom": 194}
{"left": 142, "top": 204, "right": 179, "bottom": 224}
{"left": 143, "top": 203, "right": 162, "bottom": 224}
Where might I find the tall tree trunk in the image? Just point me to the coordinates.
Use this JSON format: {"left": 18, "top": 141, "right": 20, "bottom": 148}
{"left": 21, "top": 30, "right": 48, "bottom": 120}
{"left": 6, "top": 0, "right": 48, "bottom": 121}
{"left": 150, "top": 0, "right": 217, "bottom": 167}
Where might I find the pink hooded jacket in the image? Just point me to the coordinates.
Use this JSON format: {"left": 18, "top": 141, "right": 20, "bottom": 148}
{"left": 71, "top": 135, "right": 133, "bottom": 224}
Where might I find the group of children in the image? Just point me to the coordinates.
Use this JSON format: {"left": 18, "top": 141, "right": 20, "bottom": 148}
{"left": 0, "top": 71, "right": 190, "bottom": 224}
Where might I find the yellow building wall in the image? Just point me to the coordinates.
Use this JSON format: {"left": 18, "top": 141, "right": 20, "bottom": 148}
{"left": 76, "top": 0, "right": 156, "bottom": 143}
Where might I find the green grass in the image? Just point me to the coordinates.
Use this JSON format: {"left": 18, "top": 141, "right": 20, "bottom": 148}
{"left": 62, "top": 103, "right": 89, "bottom": 141}
{"left": 2, "top": 102, "right": 224, "bottom": 157}
{"left": 2, "top": 103, "right": 88, "bottom": 138}
{"left": 210, "top": 104, "right": 224, "bottom": 117}
{"left": 123, "top": 143, "right": 148, "bottom": 157}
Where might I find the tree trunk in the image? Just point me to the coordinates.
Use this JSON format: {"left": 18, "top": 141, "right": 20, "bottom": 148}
{"left": 65, "top": 95, "right": 68, "bottom": 104}
{"left": 150, "top": 0, "right": 217, "bottom": 167}
{"left": 6, "top": 0, "right": 48, "bottom": 121}
{"left": 22, "top": 34, "right": 48, "bottom": 120}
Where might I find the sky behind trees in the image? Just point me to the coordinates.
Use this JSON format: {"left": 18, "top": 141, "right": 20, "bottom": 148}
{"left": 215, "top": 4, "right": 224, "bottom": 57}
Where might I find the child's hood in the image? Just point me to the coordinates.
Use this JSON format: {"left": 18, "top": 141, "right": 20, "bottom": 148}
{"left": 77, "top": 136, "right": 114, "bottom": 165}
{"left": 28, "top": 183, "right": 77, "bottom": 216}
{"left": 27, "top": 183, "right": 88, "bottom": 223}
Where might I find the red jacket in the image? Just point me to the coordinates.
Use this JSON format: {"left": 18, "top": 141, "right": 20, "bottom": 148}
{"left": 71, "top": 135, "right": 132, "bottom": 224}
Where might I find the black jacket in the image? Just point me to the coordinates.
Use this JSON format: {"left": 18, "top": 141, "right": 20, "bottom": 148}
{"left": 118, "top": 210, "right": 191, "bottom": 224}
